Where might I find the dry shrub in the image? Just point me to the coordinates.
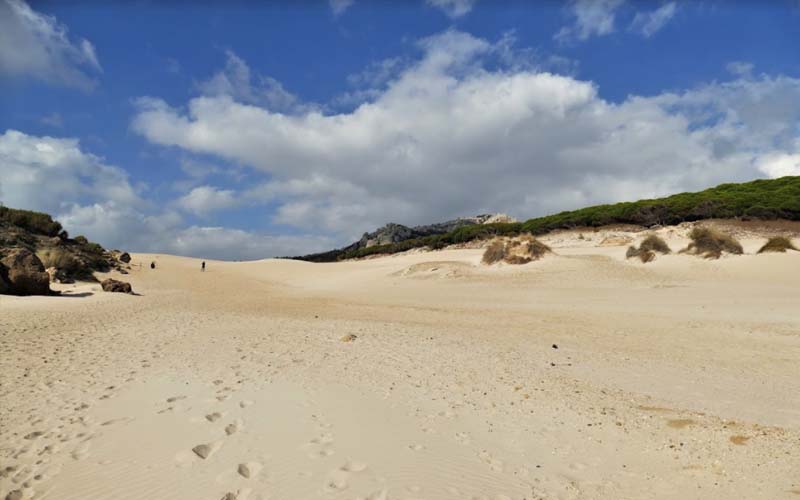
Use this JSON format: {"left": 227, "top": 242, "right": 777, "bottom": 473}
{"left": 37, "top": 248, "right": 80, "bottom": 273}
{"left": 482, "top": 239, "right": 507, "bottom": 264}
{"left": 638, "top": 250, "right": 656, "bottom": 263}
{"left": 639, "top": 235, "right": 671, "bottom": 254}
{"left": 626, "top": 246, "right": 657, "bottom": 263}
{"left": 482, "top": 235, "right": 551, "bottom": 265}
{"left": 625, "top": 234, "right": 669, "bottom": 263}
{"left": 758, "top": 236, "right": 798, "bottom": 254}
{"left": 685, "top": 227, "right": 743, "bottom": 259}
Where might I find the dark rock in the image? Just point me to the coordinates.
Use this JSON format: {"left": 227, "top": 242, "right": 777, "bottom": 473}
{"left": 101, "top": 278, "right": 133, "bottom": 294}
{"left": 0, "top": 264, "right": 9, "bottom": 295}
{"left": 118, "top": 252, "right": 131, "bottom": 263}
{"left": 552, "top": 344, "right": 558, "bottom": 349}
{"left": 0, "top": 248, "right": 51, "bottom": 296}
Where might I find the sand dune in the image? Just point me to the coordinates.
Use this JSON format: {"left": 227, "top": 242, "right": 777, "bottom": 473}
{"left": 2, "top": 227, "right": 799, "bottom": 499}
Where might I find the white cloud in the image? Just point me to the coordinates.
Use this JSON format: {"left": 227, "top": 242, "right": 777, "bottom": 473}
{"left": 196, "top": 50, "right": 307, "bottom": 113}
{"left": 0, "top": 130, "right": 140, "bottom": 216}
{"left": 757, "top": 153, "right": 800, "bottom": 178}
{"left": 630, "top": 2, "right": 677, "bottom": 38}
{"left": 0, "top": 0, "right": 101, "bottom": 90}
{"left": 165, "top": 226, "right": 332, "bottom": 261}
{"left": 0, "top": 129, "right": 333, "bottom": 259}
{"left": 329, "top": 0, "right": 354, "bottom": 16}
{"left": 727, "top": 61, "right": 754, "bottom": 78}
{"left": 177, "top": 185, "right": 238, "bottom": 215}
{"left": 555, "top": 0, "right": 625, "bottom": 43}
{"left": 40, "top": 112, "right": 63, "bottom": 127}
{"left": 427, "top": 0, "right": 476, "bottom": 18}
{"left": 131, "top": 30, "right": 800, "bottom": 241}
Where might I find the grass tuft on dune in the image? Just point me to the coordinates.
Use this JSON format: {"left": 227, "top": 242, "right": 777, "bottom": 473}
{"left": 758, "top": 236, "right": 798, "bottom": 253}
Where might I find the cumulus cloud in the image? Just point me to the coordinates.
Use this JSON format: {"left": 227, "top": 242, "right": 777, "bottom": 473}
{"left": 0, "top": 130, "right": 140, "bottom": 216}
{"left": 0, "top": 0, "right": 101, "bottom": 90}
{"left": 555, "top": 0, "right": 625, "bottom": 43}
{"left": 0, "top": 129, "right": 333, "bottom": 259}
{"left": 131, "top": 30, "right": 800, "bottom": 241}
{"left": 427, "top": 0, "right": 476, "bottom": 18}
{"left": 165, "top": 226, "right": 332, "bottom": 261}
{"left": 757, "top": 153, "right": 800, "bottom": 178}
{"left": 630, "top": 2, "right": 677, "bottom": 38}
{"left": 196, "top": 50, "right": 306, "bottom": 113}
{"left": 177, "top": 185, "right": 239, "bottom": 215}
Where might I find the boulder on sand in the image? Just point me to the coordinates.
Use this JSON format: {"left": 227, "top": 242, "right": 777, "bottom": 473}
{"left": 0, "top": 265, "right": 9, "bottom": 294}
{"left": 101, "top": 278, "right": 133, "bottom": 294}
{"left": 118, "top": 252, "right": 131, "bottom": 263}
{"left": 0, "top": 248, "right": 52, "bottom": 296}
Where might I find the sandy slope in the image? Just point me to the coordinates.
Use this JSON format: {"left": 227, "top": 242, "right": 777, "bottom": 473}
{"left": 1, "top": 227, "right": 799, "bottom": 500}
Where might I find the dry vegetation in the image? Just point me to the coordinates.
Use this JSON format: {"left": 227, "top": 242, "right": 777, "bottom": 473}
{"left": 758, "top": 236, "right": 798, "bottom": 253}
{"left": 37, "top": 248, "right": 80, "bottom": 273}
{"left": 482, "top": 235, "right": 551, "bottom": 265}
{"left": 626, "top": 234, "right": 670, "bottom": 263}
{"left": 683, "top": 227, "right": 743, "bottom": 259}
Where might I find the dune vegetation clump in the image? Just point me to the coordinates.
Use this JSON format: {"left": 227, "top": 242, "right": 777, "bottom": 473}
{"left": 626, "top": 246, "right": 656, "bottom": 263}
{"left": 482, "top": 240, "right": 507, "bottom": 265}
{"left": 482, "top": 235, "right": 551, "bottom": 265}
{"left": 757, "top": 236, "right": 798, "bottom": 253}
{"left": 38, "top": 248, "right": 80, "bottom": 273}
{"left": 684, "top": 227, "right": 743, "bottom": 259}
{"left": 639, "top": 235, "right": 671, "bottom": 254}
{"left": 626, "top": 234, "right": 670, "bottom": 263}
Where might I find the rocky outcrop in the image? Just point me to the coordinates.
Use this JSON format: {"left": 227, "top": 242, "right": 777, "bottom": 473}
{"left": 101, "top": 278, "right": 133, "bottom": 294}
{"left": 0, "top": 248, "right": 52, "bottom": 296}
{"left": 1, "top": 206, "right": 132, "bottom": 283}
{"left": 359, "top": 214, "right": 518, "bottom": 249}
{"left": 295, "top": 213, "right": 519, "bottom": 262}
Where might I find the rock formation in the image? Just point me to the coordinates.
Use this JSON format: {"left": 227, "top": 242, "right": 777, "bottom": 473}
{"left": 0, "top": 248, "right": 53, "bottom": 296}
{"left": 101, "top": 278, "right": 133, "bottom": 294}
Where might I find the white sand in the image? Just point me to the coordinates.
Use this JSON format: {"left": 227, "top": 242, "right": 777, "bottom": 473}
{"left": 2, "top": 228, "right": 799, "bottom": 499}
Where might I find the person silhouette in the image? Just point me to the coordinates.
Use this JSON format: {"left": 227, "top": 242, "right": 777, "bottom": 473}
{"left": 150, "top": 261, "right": 155, "bottom": 269}
{"left": 201, "top": 261, "right": 206, "bottom": 272}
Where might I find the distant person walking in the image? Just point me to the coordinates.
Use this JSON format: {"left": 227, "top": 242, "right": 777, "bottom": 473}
{"left": 150, "top": 261, "right": 156, "bottom": 269}
{"left": 201, "top": 261, "right": 206, "bottom": 272}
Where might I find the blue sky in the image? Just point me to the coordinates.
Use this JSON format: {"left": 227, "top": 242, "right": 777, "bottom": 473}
{"left": 1, "top": 0, "right": 799, "bottom": 259}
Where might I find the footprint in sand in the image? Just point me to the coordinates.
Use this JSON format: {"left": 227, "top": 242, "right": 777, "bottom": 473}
{"left": 324, "top": 469, "right": 350, "bottom": 492}
{"left": 455, "top": 431, "right": 471, "bottom": 444}
{"left": 192, "top": 441, "right": 222, "bottom": 460}
{"left": 206, "top": 412, "right": 223, "bottom": 422}
{"left": 237, "top": 462, "right": 262, "bottom": 479}
{"left": 408, "top": 443, "right": 425, "bottom": 451}
{"left": 166, "top": 396, "right": 186, "bottom": 403}
{"left": 361, "top": 489, "right": 388, "bottom": 500}
{"left": 220, "top": 490, "right": 251, "bottom": 500}
{"left": 225, "top": 419, "right": 243, "bottom": 436}
{"left": 71, "top": 442, "right": 91, "bottom": 461}
{"left": 308, "top": 448, "right": 335, "bottom": 459}
{"left": 478, "top": 450, "right": 504, "bottom": 472}
{"left": 310, "top": 433, "right": 335, "bottom": 445}
{"left": 341, "top": 460, "right": 368, "bottom": 472}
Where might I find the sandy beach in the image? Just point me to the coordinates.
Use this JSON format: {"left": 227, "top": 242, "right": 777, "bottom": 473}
{"left": 2, "top": 226, "right": 799, "bottom": 500}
